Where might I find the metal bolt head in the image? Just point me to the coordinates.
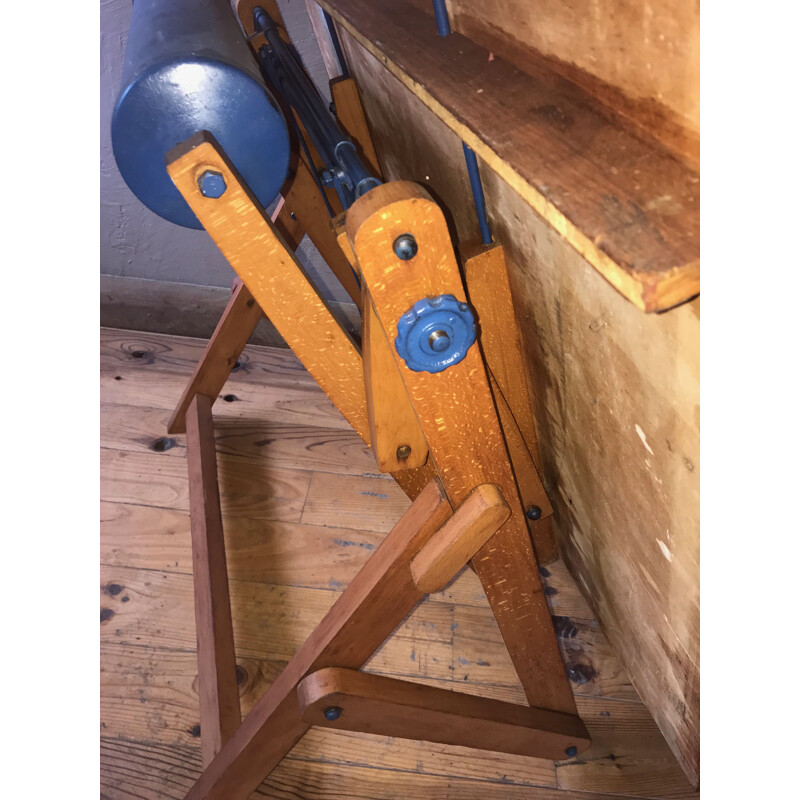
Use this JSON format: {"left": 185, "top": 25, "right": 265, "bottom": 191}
{"left": 396, "top": 444, "right": 412, "bottom": 460}
{"left": 526, "top": 505, "right": 542, "bottom": 521}
{"left": 198, "top": 170, "right": 227, "bottom": 198}
{"left": 393, "top": 233, "right": 418, "bottom": 260}
{"left": 428, "top": 330, "right": 451, "bottom": 353}
{"left": 324, "top": 706, "right": 342, "bottom": 721}
{"left": 565, "top": 746, "right": 578, "bottom": 758}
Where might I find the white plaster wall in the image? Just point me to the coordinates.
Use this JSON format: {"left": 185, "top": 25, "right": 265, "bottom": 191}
{"left": 100, "top": 0, "right": 348, "bottom": 300}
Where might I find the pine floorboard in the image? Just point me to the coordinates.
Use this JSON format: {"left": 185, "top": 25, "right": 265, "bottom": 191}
{"left": 99, "top": 327, "right": 698, "bottom": 799}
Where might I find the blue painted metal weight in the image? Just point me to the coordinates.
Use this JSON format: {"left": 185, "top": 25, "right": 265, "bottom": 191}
{"left": 395, "top": 295, "right": 477, "bottom": 373}
{"left": 112, "top": 0, "right": 290, "bottom": 229}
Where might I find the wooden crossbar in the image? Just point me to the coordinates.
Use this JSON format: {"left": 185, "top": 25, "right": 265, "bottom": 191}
{"left": 298, "top": 667, "right": 590, "bottom": 759}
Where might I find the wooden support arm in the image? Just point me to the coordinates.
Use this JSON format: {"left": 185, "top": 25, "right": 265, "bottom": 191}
{"left": 166, "top": 131, "right": 371, "bottom": 444}
{"left": 298, "top": 668, "right": 590, "bottom": 760}
{"left": 410, "top": 483, "right": 509, "bottom": 594}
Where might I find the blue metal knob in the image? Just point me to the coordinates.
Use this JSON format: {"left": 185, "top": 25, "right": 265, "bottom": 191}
{"left": 395, "top": 294, "right": 477, "bottom": 373}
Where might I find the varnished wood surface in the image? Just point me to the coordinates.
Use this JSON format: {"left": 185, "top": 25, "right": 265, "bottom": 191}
{"left": 298, "top": 667, "right": 590, "bottom": 759}
{"left": 166, "top": 133, "right": 370, "bottom": 443}
{"left": 349, "top": 182, "right": 576, "bottom": 716}
{"left": 318, "top": 0, "right": 699, "bottom": 312}
{"left": 185, "top": 395, "right": 241, "bottom": 764}
{"left": 100, "top": 327, "right": 698, "bottom": 799}
{"left": 336, "top": 35, "right": 701, "bottom": 785}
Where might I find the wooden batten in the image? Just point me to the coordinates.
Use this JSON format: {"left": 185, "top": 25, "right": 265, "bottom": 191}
{"left": 298, "top": 668, "right": 590, "bottom": 760}
{"left": 166, "top": 132, "right": 370, "bottom": 444}
{"left": 185, "top": 395, "right": 241, "bottom": 765}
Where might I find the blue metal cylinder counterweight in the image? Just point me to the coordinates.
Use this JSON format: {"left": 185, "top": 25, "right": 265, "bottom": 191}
{"left": 111, "top": 0, "right": 291, "bottom": 229}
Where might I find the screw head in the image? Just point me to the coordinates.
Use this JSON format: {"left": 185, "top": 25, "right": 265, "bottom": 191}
{"left": 565, "top": 746, "right": 578, "bottom": 758}
{"left": 526, "top": 505, "right": 542, "bottom": 521}
{"left": 198, "top": 170, "right": 227, "bottom": 198}
{"left": 396, "top": 444, "right": 412, "bottom": 460}
{"left": 393, "top": 233, "right": 418, "bottom": 260}
{"left": 428, "top": 330, "right": 451, "bottom": 352}
{"left": 324, "top": 706, "right": 342, "bottom": 721}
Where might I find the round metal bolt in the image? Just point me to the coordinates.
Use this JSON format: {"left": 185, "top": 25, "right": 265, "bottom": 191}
{"left": 565, "top": 746, "right": 578, "bottom": 758}
{"left": 393, "top": 233, "right": 418, "bottom": 261}
{"left": 396, "top": 444, "right": 412, "bottom": 460}
{"left": 198, "top": 170, "right": 227, "bottom": 199}
{"left": 526, "top": 505, "right": 542, "bottom": 521}
{"left": 428, "top": 330, "right": 451, "bottom": 352}
{"left": 324, "top": 706, "right": 342, "bottom": 721}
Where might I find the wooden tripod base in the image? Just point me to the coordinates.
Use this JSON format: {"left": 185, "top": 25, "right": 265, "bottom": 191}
{"left": 184, "top": 397, "right": 589, "bottom": 799}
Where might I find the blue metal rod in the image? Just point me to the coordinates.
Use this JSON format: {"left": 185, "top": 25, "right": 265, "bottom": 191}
{"left": 432, "top": 0, "right": 451, "bottom": 37}
{"left": 462, "top": 143, "right": 492, "bottom": 245}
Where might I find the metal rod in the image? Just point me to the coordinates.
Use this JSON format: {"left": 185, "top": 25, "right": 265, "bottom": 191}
{"left": 432, "top": 0, "right": 451, "bottom": 37}
{"left": 463, "top": 143, "right": 492, "bottom": 245}
{"left": 322, "top": 8, "right": 349, "bottom": 78}
{"left": 253, "top": 6, "right": 380, "bottom": 209}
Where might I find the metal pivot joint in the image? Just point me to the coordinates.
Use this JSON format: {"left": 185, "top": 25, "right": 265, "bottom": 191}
{"left": 395, "top": 294, "right": 477, "bottom": 373}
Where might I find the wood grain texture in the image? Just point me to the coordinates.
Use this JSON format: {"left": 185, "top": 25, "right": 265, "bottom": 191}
{"left": 166, "top": 132, "right": 370, "bottom": 443}
{"left": 285, "top": 158, "right": 363, "bottom": 307}
{"left": 167, "top": 282, "right": 263, "bottom": 435}
{"left": 362, "top": 295, "right": 429, "bottom": 472}
{"left": 489, "top": 369, "right": 556, "bottom": 563}
{"left": 347, "top": 182, "right": 576, "bottom": 716}
{"left": 338, "top": 44, "right": 700, "bottom": 784}
{"left": 182, "top": 480, "right": 452, "bottom": 800}
{"left": 411, "top": 483, "right": 509, "bottom": 594}
{"left": 320, "top": 0, "right": 699, "bottom": 312}
{"left": 442, "top": 0, "right": 700, "bottom": 167}
{"left": 100, "top": 327, "right": 697, "bottom": 799}
{"left": 462, "top": 240, "right": 541, "bottom": 462}
{"left": 330, "top": 76, "right": 382, "bottom": 178}
{"left": 185, "top": 395, "right": 241, "bottom": 764}
{"left": 298, "top": 667, "right": 590, "bottom": 759}
{"left": 101, "top": 737, "right": 660, "bottom": 800}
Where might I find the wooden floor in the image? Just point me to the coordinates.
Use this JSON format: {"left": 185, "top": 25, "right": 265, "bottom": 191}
{"left": 100, "top": 326, "right": 698, "bottom": 800}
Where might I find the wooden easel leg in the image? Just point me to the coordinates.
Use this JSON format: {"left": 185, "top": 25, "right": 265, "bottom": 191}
{"left": 183, "top": 479, "right": 452, "bottom": 800}
{"left": 185, "top": 394, "right": 241, "bottom": 764}
{"left": 166, "top": 132, "right": 371, "bottom": 443}
{"left": 168, "top": 194, "right": 307, "bottom": 435}
{"left": 347, "top": 182, "right": 577, "bottom": 715}
{"left": 462, "top": 239, "right": 557, "bottom": 562}
{"left": 182, "top": 478, "right": 528, "bottom": 800}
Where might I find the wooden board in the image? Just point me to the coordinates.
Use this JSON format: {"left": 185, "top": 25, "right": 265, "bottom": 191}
{"left": 318, "top": 0, "right": 699, "bottom": 312}
{"left": 166, "top": 132, "right": 370, "bottom": 443}
{"left": 298, "top": 667, "right": 589, "bottom": 759}
{"left": 336, "top": 40, "right": 700, "bottom": 785}
{"left": 185, "top": 395, "right": 241, "bottom": 764}
{"left": 330, "top": 76, "right": 382, "bottom": 177}
{"left": 412, "top": 0, "right": 700, "bottom": 168}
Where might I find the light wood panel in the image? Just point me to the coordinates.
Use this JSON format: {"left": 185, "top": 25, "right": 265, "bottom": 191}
{"left": 443, "top": 0, "right": 700, "bottom": 167}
